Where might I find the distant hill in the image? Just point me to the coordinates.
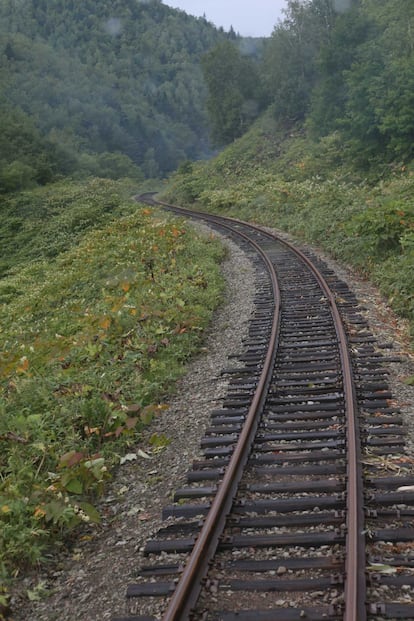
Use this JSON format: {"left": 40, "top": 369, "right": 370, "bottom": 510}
{"left": 0, "top": 0, "right": 229, "bottom": 180}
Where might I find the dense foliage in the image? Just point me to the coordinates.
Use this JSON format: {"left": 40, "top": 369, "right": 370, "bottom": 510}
{"left": 199, "top": 0, "right": 414, "bottom": 167}
{"left": 201, "top": 40, "right": 266, "bottom": 145}
{"left": 0, "top": 0, "right": 229, "bottom": 188}
{"left": 164, "top": 112, "right": 414, "bottom": 336}
{"left": 261, "top": 0, "right": 414, "bottom": 167}
{"left": 3, "top": 0, "right": 414, "bottom": 177}
{"left": 163, "top": 0, "right": 414, "bottom": 338}
{"left": 0, "top": 178, "right": 134, "bottom": 277}
{"left": 0, "top": 179, "right": 225, "bottom": 584}
{"left": 2, "top": 0, "right": 414, "bottom": 604}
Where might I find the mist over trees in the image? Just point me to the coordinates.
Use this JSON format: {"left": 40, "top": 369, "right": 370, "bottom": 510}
{"left": 202, "top": 0, "right": 414, "bottom": 169}
{"left": 1, "top": 0, "right": 414, "bottom": 193}
{"left": 0, "top": 0, "right": 230, "bottom": 191}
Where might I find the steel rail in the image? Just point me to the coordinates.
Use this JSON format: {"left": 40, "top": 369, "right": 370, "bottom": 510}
{"left": 274, "top": 239, "right": 366, "bottom": 621}
{"left": 138, "top": 195, "right": 366, "bottom": 621}
{"left": 153, "top": 207, "right": 282, "bottom": 621}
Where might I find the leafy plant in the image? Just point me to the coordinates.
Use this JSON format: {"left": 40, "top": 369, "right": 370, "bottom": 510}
{"left": 163, "top": 110, "right": 414, "bottom": 337}
{"left": 345, "top": 201, "right": 414, "bottom": 262}
{"left": 0, "top": 183, "right": 225, "bottom": 579}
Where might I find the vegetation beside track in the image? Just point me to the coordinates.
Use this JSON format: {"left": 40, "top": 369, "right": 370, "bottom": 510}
{"left": 0, "top": 178, "right": 225, "bottom": 585}
{"left": 163, "top": 0, "right": 414, "bottom": 341}
{"left": 162, "top": 113, "right": 414, "bottom": 339}
{"left": 2, "top": 0, "right": 414, "bottom": 607}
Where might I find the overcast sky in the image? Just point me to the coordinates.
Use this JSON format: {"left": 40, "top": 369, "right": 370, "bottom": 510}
{"left": 162, "top": 1, "right": 288, "bottom": 37}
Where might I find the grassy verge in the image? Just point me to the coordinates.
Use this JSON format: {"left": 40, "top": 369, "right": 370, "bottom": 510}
{"left": 163, "top": 114, "right": 414, "bottom": 338}
{"left": 0, "top": 179, "right": 225, "bottom": 584}
{"left": 0, "top": 178, "right": 139, "bottom": 278}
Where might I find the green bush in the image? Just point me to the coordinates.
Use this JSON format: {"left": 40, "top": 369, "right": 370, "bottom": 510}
{"left": 163, "top": 115, "right": 414, "bottom": 337}
{"left": 345, "top": 201, "right": 414, "bottom": 262}
{"left": 0, "top": 178, "right": 136, "bottom": 275}
{"left": 0, "top": 182, "right": 226, "bottom": 579}
{"left": 0, "top": 161, "right": 36, "bottom": 193}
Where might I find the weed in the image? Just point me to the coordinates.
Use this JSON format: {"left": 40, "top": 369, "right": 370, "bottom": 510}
{"left": 163, "top": 113, "right": 414, "bottom": 337}
{"left": 0, "top": 180, "right": 225, "bottom": 578}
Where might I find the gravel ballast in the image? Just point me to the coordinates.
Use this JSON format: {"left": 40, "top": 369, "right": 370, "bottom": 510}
{"left": 10, "top": 222, "right": 414, "bottom": 621}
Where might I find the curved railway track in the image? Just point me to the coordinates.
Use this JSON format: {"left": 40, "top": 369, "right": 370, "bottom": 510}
{"left": 114, "top": 195, "right": 414, "bottom": 621}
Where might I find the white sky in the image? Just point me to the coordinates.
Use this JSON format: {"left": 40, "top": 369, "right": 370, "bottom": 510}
{"left": 162, "top": 1, "right": 289, "bottom": 37}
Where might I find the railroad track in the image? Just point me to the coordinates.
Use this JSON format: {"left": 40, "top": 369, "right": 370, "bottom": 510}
{"left": 114, "top": 195, "right": 414, "bottom": 621}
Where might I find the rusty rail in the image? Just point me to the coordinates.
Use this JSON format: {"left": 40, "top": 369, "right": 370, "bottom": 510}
{"left": 161, "top": 218, "right": 281, "bottom": 621}
{"left": 275, "top": 240, "right": 366, "bottom": 621}
{"left": 137, "top": 195, "right": 366, "bottom": 621}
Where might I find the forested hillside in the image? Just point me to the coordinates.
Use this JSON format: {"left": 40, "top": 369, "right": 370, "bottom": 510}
{"left": 165, "top": 0, "right": 414, "bottom": 335}
{"left": 0, "top": 0, "right": 230, "bottom": 190}
{"left": 203, "top": 0, "right": 414, "bottom": 168}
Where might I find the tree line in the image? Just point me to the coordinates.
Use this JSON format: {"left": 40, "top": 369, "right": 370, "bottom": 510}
{"left": 0, "top": 0, "right": 229, "bottom": 192}
{"left": 203, "top": 0, "right": 414, "bottom": 169}
{"left": 2, "top": 0, "right": 412, "bottom": 194}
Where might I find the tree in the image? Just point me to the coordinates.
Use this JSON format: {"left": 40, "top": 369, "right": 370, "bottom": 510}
{"left": 202, "top": 41, "right": 263, "bottom": 144}
{"left": 0, "top": 104, "right": 77, "bottom": 192}
{"left": 0, "top": 161, "right": 36, "bottom": 192}
{"left": 341, "top": 0, "right": 414, "bottom": 163}
{"left": 262, "top": 0, "right": 336, "bottom": 122}
{"left": 79, "top": 151, "right": 144, "bottom": 180}
{"left": 308, "top": 4, "right": 371, "bottom": 137}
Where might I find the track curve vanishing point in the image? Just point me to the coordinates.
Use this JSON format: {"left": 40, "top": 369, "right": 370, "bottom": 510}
{"left": 112, "top": 195, "right": 414, "bottom": 621}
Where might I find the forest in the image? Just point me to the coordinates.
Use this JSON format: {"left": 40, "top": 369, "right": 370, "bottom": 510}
{"left": 203, "top": 0, "right": 414, "bottom": 166}
{"left": 1, "top": 0, "right": 414, "bottom": 608}
{"left": 0, "top": 0, "right": 231, "bottom": 190}
{"left": 167, "top": 0, "right": 414, "bottom": 336}
{"left": 3, "top": 0, "right": 414, "bottom": 190}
